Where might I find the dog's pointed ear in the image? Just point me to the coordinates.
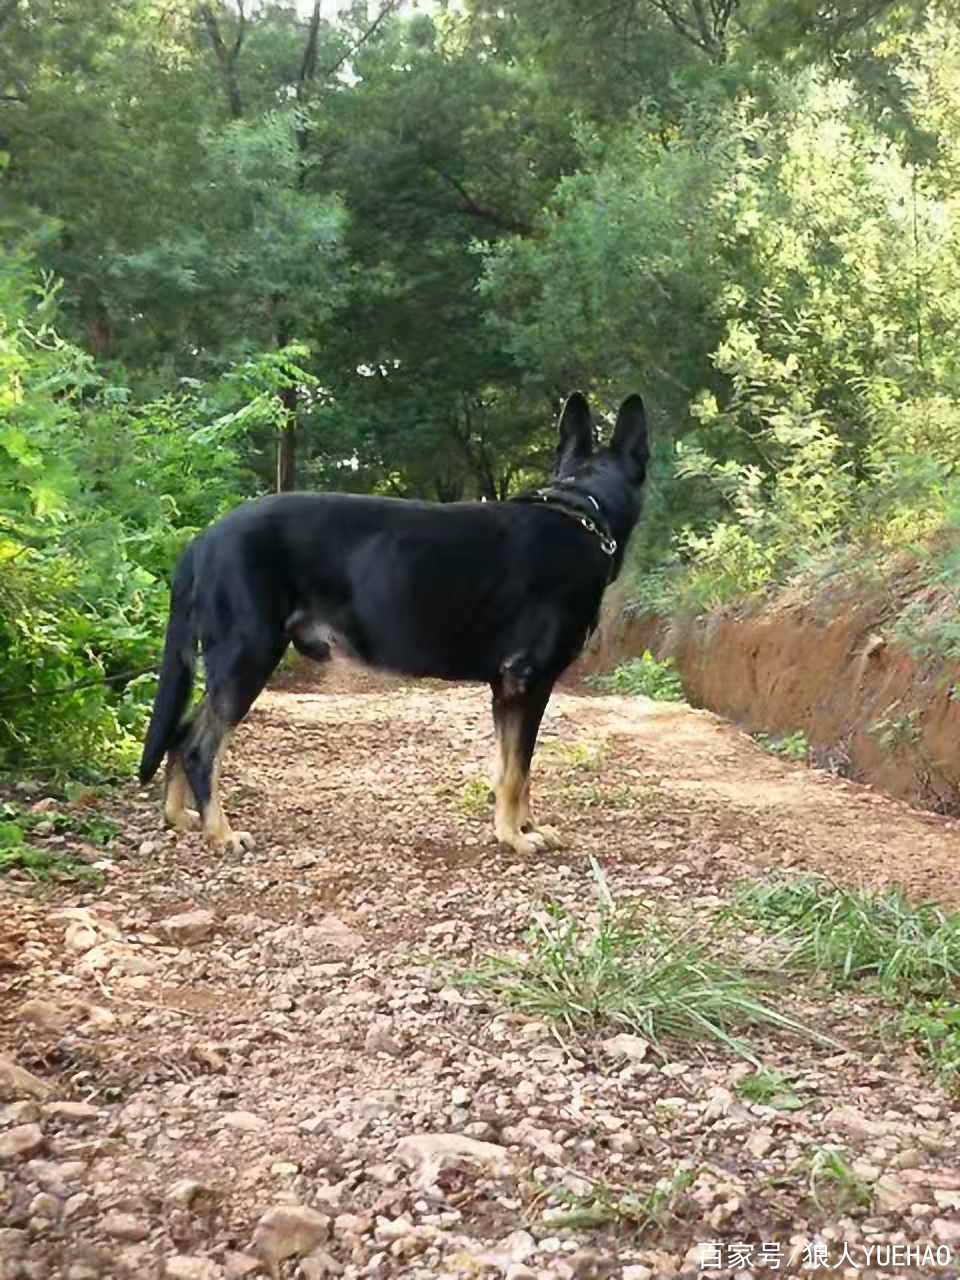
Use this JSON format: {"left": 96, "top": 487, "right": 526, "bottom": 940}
{"left": 556, "top": 391, "right": 594, "bottom": 475}
{"left": 609, "top": 394, "right": 649, "bottom": 484}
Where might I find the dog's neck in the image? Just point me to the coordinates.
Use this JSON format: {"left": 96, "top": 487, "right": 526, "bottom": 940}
{"left": 513, "top": 460, "right": 643, "bottom": 580}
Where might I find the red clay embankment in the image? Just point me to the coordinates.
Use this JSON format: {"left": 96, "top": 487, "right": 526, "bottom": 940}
{"left": 584, "top": 577, "right": 960, "bottom": 815}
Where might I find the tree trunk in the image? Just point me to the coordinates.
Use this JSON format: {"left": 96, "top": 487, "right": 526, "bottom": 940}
{"left": 275, "top": 345, "right": 299, "bottom": 491}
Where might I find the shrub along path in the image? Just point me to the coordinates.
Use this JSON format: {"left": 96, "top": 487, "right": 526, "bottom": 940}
{"left": 1, "top": 655, "right": 960, "bottom": 1279}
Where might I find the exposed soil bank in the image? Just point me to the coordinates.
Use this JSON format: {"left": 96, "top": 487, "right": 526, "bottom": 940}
{"left": 584, "top": 589, "right": 960, "bottom": 815}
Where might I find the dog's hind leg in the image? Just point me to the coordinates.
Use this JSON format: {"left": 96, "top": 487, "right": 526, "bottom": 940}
{"left": 491, "top": 678, "right": 563, "bottom": 855}
{"left": 177, "top": 702, "right": 251, "bottom": 853}
{"left": 180, "top": 636, "right": 287, "bottom": 853}
{"left": 163, "top": 756, "right": 200, "bottom": 832}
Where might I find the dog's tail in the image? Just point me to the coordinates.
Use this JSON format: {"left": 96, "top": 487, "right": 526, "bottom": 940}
{"left": 138, "top": 542, "right": 198, "bottom": 785}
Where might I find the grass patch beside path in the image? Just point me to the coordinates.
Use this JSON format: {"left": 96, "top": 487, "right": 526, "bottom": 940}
{"left": 728, "top": 873, "right": 960, "bottom": 1090}
{"left": 728, "top": 875, "right": 960, "bottom": 993}
{"left": 539, "top": 1163, "right": 701, "bottom": 1235}
{"left": 460, "top": 860, "right": 831, "bottom": 1063}
{"left": 0, "top": 799, "right": 112, "bottom": 885}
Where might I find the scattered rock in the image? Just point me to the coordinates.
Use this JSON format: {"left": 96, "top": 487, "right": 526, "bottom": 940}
{"left": 166, "top": 1179, "right": 217, "bottom": 1209}
{"left": 303, "top": 915, "right": 364, "bottom": 959}
{"left": 41, "top": 1101, "right": 99, "bottom": 1123}
{"left": 394, "top": 1132, "right": 513, "bottom": 1187}
{"left": 221, "top": 1111, "right": 267, "bottom": 1133}
{"left": 223, "top": 1253, "right": 262, "bottom": 1278}
{"left": 0, "top": 1229, "right": 28, "bottom": 1259}
{"left": 364, "top": 1027, "right": 404, "bottom": 1058}
{"left": 102, "top": 1210, "right": 150, "bottom": 1241}
{"left": 160, "top": 909, "right": 216, "bottom": 946}
{"left": 931, "top": 1217, "right": 960, "bottom": 1246}
{"left": 253, "top": 1204, "right": 331, "bottom": 1267}
{"left": 0, "top": 1055, "right": 53, "bottom": 1101}
{"left": 1, "top": 1101, "right": 40, "bottom": 1125}
{"left": 600, "top": 1033, "right": 649, "bottom": 1062}
{"left": 0, "top": 1123, "right": 44, "bottom": 1161}
{"left": 300, "top": 1248, "right": 343, "bottom": 1278}
{"left": 164, "top": 1257, "right": 225, "bottom": 1280}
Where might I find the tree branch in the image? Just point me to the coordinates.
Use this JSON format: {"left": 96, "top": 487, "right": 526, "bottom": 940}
{"left": 298, "top": 1, "right": 322, "bottom": 99}
{"left": 196, "top": 2, "right": 245, "bottom": 118}
{"left": 425, "top": 162, "right": 533, "bottom": 237}
{"left": 293, "top": 1, "right": 322, "bottom": 168}
{"left": 648, "top": 0, "right": 738, "bottom": 60}
{"left": 322, "top": 0, "right": 402, "bottom": 79}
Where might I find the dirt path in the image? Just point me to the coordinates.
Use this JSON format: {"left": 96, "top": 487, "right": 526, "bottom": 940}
{"left": 2, "top": 657, "right": 960, "bottom": 1280}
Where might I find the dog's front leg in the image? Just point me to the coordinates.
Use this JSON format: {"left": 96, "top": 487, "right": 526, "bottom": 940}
{"left": 491, "top": 678, "right": 564, "bottom": 855}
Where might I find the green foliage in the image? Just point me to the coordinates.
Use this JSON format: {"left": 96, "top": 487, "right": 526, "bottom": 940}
{"left": 542, "top": 1164, "right": 700, "bottom": 1236}
{"left": 560, "top": 781, "right": 653, "bottom": 810}
{"left": 729, "top": 876, "right": 960, "bottom": 994}
{"left": 735, "top": 1067, "right": 810, "bottom": 1110}
{"left": 753, "top": 730, "right": 811, "bottom": 762}
{"left": 803, "top": 1146, "right": 874, "bottom": 1216}
{"left": 0, "top": 244, "right": 274, "bottom": 774}
{"left": 435, "top": 777, "right": 492, "bottom": 818}
{"left": 5, "top": 0, "right": 960, "bottom": 769}
{"left": 0, "top": 801, "right": 119, "bottom": 846}
{"left": 586, "top": 652, "right": 686, "bottom": 702}
{"left": 897, "top": 999, "right": 960, "bottom": 1092}
{"left": 0, "top": 814, "right": 103, "bottom": 885}
{"left": 460, "top": 860, "right": 826, "bottom": 1061}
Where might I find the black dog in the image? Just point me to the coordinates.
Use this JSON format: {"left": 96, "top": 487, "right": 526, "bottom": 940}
{"left": 139, "top": 392, "right": 649, "bottom": 854}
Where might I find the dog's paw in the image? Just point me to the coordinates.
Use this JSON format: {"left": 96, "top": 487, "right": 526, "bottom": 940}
{"left": 165, "top": 809, "right": 201, "bottom": 833}
{"left": 499, "top": 828, "right": 548, "bottom": 856}
{"left": 206, "top": 829, "right": 256, "bottom": 854}
{"left": 533, "top": 823, "right": 565, "bottom": 851}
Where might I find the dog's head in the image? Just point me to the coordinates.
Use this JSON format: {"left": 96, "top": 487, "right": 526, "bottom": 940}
{"left": 555, "top": 390, "right": 649, "bottom": 489}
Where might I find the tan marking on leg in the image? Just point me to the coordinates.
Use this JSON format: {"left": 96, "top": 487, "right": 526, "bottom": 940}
{"left": 518, "top": 773, "right": 565, "bottom": 850}
{"left": 163, "top": 758, "right": 201, "bottom": 832}
{"left": 494, "top": 715, "right": 545, "bottom": 855}
{"left": 201, "top": 728, "right": 255, "bottom": 854}
{"left": 496, "top": 729, "right": 565, "bottom": 852}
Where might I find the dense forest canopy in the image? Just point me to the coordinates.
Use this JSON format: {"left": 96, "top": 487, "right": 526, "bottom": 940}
{"left": 2, "top": 0, "right": 960, "bottom": 772}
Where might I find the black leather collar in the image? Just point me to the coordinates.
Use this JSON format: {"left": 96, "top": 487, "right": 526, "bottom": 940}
{"left": 511, "top": 479, "right": 618, "bottom": 558}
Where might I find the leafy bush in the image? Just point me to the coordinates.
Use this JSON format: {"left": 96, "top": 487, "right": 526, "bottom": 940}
{"left": 0, "top": 246, "right": 283, "bottom": 776}
{"left": 753, "top": 731, "right": 811, "bottom": 762}
{"left": 587, "top": 652, "right": 686, "bottom": 702}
